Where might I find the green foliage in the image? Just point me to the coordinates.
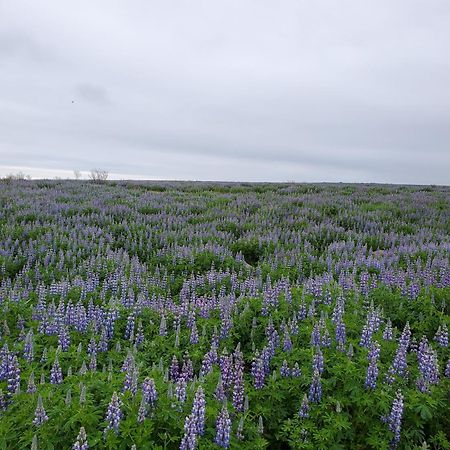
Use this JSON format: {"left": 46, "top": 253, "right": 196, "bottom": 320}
{"left": 0, "top": 181, "right": 448, "bottom": 449}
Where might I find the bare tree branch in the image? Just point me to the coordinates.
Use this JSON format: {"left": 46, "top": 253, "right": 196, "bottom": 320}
{"left": 88, "top": 168, "right": 109, "bottom": 183}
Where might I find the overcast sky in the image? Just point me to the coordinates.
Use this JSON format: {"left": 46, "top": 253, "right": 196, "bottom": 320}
{"left": 1, "top": 1, "right": 449, "bottom": 184}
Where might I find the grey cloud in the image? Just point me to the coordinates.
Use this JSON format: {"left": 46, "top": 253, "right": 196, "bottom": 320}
{"left": 75, "top": 83, "right": 111, "bottom": 105}
{"left": 0, "top": 32, "right": 51, "bottom": 63}
{"left": 0, "top": 0, "right": 449, "bottom": 184}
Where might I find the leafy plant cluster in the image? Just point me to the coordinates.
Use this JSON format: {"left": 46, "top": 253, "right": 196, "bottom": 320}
{"left": 0, "top": 180, "right": 448, "bottom": 449}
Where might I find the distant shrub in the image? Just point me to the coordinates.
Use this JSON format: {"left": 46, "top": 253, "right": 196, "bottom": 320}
{"left": 88, "top": 168, "right": 109, "bottom": 183}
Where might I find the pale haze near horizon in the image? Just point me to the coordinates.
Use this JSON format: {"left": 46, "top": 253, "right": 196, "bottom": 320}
{"left": 1, "top": 1, "right": 449, "bottom": 184}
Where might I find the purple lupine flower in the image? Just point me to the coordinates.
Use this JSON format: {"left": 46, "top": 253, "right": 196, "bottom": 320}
{"left": 290, "top": 315, "right": 299, "bottom": 335}
{"left": 215, "top": 403, "right": 231, "bottom": 449}
{"left": 24, "top": 330, "right": 34, "bottom": 362}
{"left": 321, "top": 328, "right": 331, "bottom": 348}
{"left": 104, "top": 310, "right": 117, "bottom": 340}
{"left": 219, "top": 349, "right": 233, "bottom": 391}
{"left": 220, "top": 314, "right": 233, "bottom": 339}
{"left": 121, "top": 351, "right": 135, "bottom": 373}
{"left": 214, "top": 377, "right": 226, "bottom": 402}
{"left": 0, "top": 390, "right": 6, "bottom": 411}
{"left": 416, "top": 336, "right": 439, "bottom": 392}
{"left": 359, "top": 307, "right": 381, "bottom": 348}
{"left": 159, "top": 315, "right": 167, "bottom": 336}
{"left": 174, "top": 323, "right": 181, "bottom": 348}
{"left": 50, "top": 357, "right": 63, "bottom": 384}
{"left": 360, "top": 271, "right": 370, "bottom": 297}
{"left": 331, "top": 296, "right": 345, "bottom": 323}
{"left": 58, "top": 326, "right": 71, "bottom": 352}
{"left": 298, "top": 300, "right": 307, "bottom": 320}
{"left": 335, "top": 318, "right": 347, "bottom": 351}
{"left": 434, "top": 324, "right": 448, "bottom": 348}
{"left": 232, "top": 347, "right": 245, "bottom": 412}
{"left": 312, "top": 348, "right": 324, "bottom": 375}
{"left": 445, "top": 359, "right": 450, "bottom": 378}
{"left": 0, "top": 344, "right": 10, "bottom": 379}
{"left": 365, "top": 341, "right": 381, "bottom": 390}
{"left": 124, "top": 314, "right": 135, "bottom": 341}
{"left": 310, "top": 323, "right": 321, "bottom": 347}
{"left": 285, "top": 284, "right": 292, "bottom": 303}
{"left": 399, "top": 322, "right": 411, "bottom": 349}
{"left": 190, "top": 320, "right": 199, "bottom": 344}
{"left": 260, "top": 345, "right": 273, "bottom": 376}
{"left": 384, "top": 365, "right": 396, "bottom": 385}
{"left": 299, "top": 394, "right": 309, "bottom": 418}
{"left": 251, "top": 352, "right": 265, "bottom": 389}
{"left": 75, "top": 304, "right": 88, "bottom": 333}
{"left": 232, "top": 367, "right": 245, "bottom": 412}
{"left": 27, "top": 372, "right": 37, "bottom": 393}
{"left": 199, "top": 350, "right": 214, "bottom": 378}
{"left": 280, "top": 360, "right": 290, "bottom": 377}
{"left": 323, "top": 289, "right": 332, "bottom": 305}
{"left": 104, "top": 391, "right": 122, "bottom": 434}
{"left": 291, "top": 362, "right": 301, "bottom": 378}
{"left": 180, "top": 414, "right": 197, "bottom": 450}
{"left": 387, "top": 325, "right": 411, "bottom": 382}
{"left": 7, "top": 355, "right": 21, "bottom": 396}
{"left": 133, "top": 324, "right": 144, "bottom": 350}
{"left": 175, "top": 375, "right": 187, "bottom": 404}
{"left": 408, "top": 282, "right": 420, "bottom": 300}
{"left": 137, "top": 395, "right": 147, "bottom": 424}
{"left": 170, "top": 355, "right": 179, "bottom": 382}
{"left": 89, "top": 352, "right": 97, "bottom": 372}
{"left": 181, "top": 358, "right": 194, "bottom": 381}
{"left": 87, "top": 337, "right": 97, "bottom": 355}
{"left": 142, "top": 377, "right": 157, "bottom": 406}
{"left": 79, "top": 384, "right": 87, "bottom": 404}
{"left": 123, "top": 363, "right": 138, "bottom": 397}
{"left": 360, "top": 324, "right": 372, "bottom": 348}
{"left": 392, "top": 343, "right": 408, "bottom": 377}
{"left": 33, "top": 394, "right": 48, "bottom": 426}
{"left": 383, "top": 319, "right": 393, "bottom": 341}
{"left": 191, "top": 386, "right": 206, "bottom": 436}
{"left": 382, "top": 390, "right": 404, "bottom": 448}
{"left": 98, "top": 328, "right": 108, "bottom": 352}
{"left": 283, "top": 330, "right": 292, "bottom": 352}
{"left": 73, "top": 426, "right": 88, "bottom": 450}
{"left": 308, "top": 369, "right": 322, "bottom": 403}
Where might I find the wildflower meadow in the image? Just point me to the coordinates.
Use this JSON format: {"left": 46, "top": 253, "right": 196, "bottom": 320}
{"left": 0, "top": 180, "right": 448, "bottom": 449}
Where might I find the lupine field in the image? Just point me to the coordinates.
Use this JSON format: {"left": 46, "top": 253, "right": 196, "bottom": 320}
{"left": 0, "top": 179, "right": 449, "bottom": 450}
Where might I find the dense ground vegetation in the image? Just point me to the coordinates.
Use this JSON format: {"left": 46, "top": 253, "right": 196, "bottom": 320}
{"left": 0, "top": 180, "right": 449, "bottom": 449}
